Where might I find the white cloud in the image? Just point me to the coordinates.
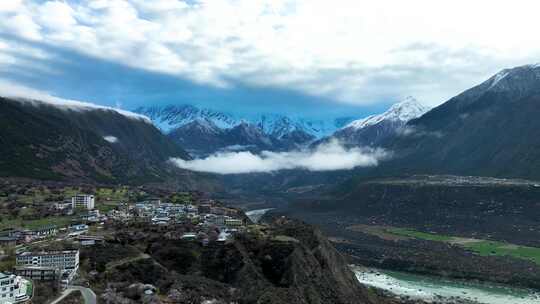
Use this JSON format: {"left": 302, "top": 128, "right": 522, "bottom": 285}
{"left": 2, "top": 1, "right": 540, "bottom": 105}
{"left": 103, "top": 136, "right": 119, "bottom": 143}
{"left": 0, "top": 80, "right": 151, "bottom": 122}
{"left": 6, "top": 14, "right": 42, "bottom": 40}
{"left": 170, "top": 140, "right": 388, "bottom": 174}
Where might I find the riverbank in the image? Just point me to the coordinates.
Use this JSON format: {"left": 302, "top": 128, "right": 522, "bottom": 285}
{"left": 353, "top": 267, "right": 540, "bottom": 304}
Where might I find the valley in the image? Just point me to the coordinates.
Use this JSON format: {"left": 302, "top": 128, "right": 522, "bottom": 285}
{"left": 3, "top": 63, "right": 540, "bottom": 304}
{"left": 3, "top": 2, "right": 540, "bottom": 303}
{"left": 232, "top": 174, "right": 540, "bottom": 302}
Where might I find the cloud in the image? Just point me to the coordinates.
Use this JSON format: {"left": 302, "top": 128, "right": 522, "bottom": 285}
{"left": 103, "top": 136, "right": 119, "bottom": 143}
{"left": 398, "top": 126, "right": 443, "bottom": 139}
{"left": 170, "top": 140, "right": 388, "bottom": 174}
{"left": 2, "top": 1, "right": 540, "bottom": 107}
{"left": 0, "top": 80, "right": 150, "bottom": 122}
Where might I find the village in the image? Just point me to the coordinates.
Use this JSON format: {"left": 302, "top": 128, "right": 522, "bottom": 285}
{"left": 0, "top": 188, "right": 251, "bottom": 304}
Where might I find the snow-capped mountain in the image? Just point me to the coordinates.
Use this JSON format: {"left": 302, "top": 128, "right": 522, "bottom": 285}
{"left": 317, "top": 97, "right": 430, "bottom": 147}
{"left": 133, "top": 104, "right": 238, "bottom": 131}
{"left": 378, "top": 63, "right": 540, "bottom": 179}
{"left": 133, "top": 104, "right": 352, "bottom": 138}
{"left": 133, "top": 104, "right": 355, "bottom": 156}
{"left": 344, "top": 96, "right": 428, "bottom": 130}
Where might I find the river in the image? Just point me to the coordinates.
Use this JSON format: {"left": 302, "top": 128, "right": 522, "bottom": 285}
{"left": 353, "top": 267, "right": 540, "bottom": 304}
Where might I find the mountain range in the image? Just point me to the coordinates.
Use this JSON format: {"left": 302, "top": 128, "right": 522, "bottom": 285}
{"left": 134, "top": 99, "right": 428, "bottom": 156}
{"left": 374, "top": 63, "right": 540, "bottom": 179}
{"left": 134, "top": 105, "right": 357, "bottom": 156}
{"left": 0, "top": 97, "right": 191, "bottom": 183}
{"left": 4, "top": 63, "right": 540, "bottom": 184}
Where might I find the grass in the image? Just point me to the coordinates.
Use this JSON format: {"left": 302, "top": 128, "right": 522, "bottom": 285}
{"left": 383, "top": 227, "right": 540, "bottom": 266}
{"left": 96, "top": 202, "right": 119, "bottom": 213}
{"left": 0, "top": 255, "right": 15, "bottom": 272}
{"left": 25, "top": 280, "right": 33, "bottom": 297}
{"left": 96, "top": 187, "right": 129, "bottom": 202}
{"left": 462, "top": 241, "right": 540, "bottom": 265}
{"left": 170, "top": 192, "right": 193, "bottom": 204}
{"left": 0, "top": 215, "right": 75, "bottom": 230}
{"left": 386, "top": 227, "right": 453, "bottom": 242}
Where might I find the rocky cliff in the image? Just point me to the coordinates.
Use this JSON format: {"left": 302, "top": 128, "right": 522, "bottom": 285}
{"left": 85, "top": 218, "right": 395, "bottom": 304}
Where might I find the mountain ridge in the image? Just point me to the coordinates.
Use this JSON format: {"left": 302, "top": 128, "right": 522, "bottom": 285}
{"left": 314, "top": 97, "right": 429, "bottom": 148}
{"left": 364, "top": 63, "right": 540, "bottom": 179}
{"left": 0, "top": 97, "right": 191, "bottom": 183}
{"left": 133, "top": 104, "right": 354, "bottom": 138}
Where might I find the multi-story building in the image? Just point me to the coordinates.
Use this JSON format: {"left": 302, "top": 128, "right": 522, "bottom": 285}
{"left": 28, "top": 225, "right": 58, "bottom": 238}
{"left": 0, "top": 272, "right": 30, "bottom": 303}
{"left": 225, "top": 218, "right": 243, "bottom": 228}
{"left": 16, "top": 250, "right": 80, "bottom": 284}
{"left": 72, "top": 194, "right": 95, "bottom": 210}
{"left": 14, "top": 266, "right": 59, "bottom": 281}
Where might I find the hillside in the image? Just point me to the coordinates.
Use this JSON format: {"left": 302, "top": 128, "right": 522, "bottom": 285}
{"left": 379, "top": 64, "right": 540, "bottom": 179}
{"left": 0, "top": 97, "right": 191, "bottom": 183}
{"left": 83, "top": 218, "right": 400, "bottom": 304}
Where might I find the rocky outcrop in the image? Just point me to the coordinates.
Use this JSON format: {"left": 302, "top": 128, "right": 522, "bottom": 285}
{"left": 89, "top": 219, "right": 392, "bottom": 304}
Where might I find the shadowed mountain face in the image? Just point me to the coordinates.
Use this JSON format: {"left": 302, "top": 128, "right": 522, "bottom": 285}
{"left": 168, "top": 119, "right": 315, "bottom": 156}
{"left": 378, "top": 64, "right": 540, "bottom": 179}
{"left": 0, "top": 97, "right": 190, "bottom": 183}
{"left": 134, "top": 104, "right": 350, "bottom": 156}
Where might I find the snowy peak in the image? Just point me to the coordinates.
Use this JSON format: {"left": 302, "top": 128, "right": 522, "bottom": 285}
{"left": 483, "top": 64, "right": 540, "bottom": 93}
{"left": 182, "top": 118, "right": 222, "bottom": 135}
{"left": 133, "top": 104, "right": 348, "bottom": 139}
{"left": 134, "top": 105, "right": 237, "bottom": 131}
{"left": 345, "top": 97, "right": 429, "bottom": 130}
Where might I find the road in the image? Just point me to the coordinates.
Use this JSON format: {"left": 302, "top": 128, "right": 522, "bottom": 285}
{"left": 49, "top": 286, "right": 96, "bottom": 304}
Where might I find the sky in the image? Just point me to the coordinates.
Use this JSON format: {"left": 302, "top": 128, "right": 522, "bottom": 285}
{"left": 1, "top": 0, "right": 540, "bottom": 120}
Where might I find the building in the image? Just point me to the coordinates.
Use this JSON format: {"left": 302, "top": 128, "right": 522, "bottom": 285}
{"left": 0, "top": 272, "right": 31, "bottom": 303}
{"left": 16, "top": 250, "right": 79, "bottom": 283}
{"left": 204, "top": 214, "right": 227, "bottom": 227}
{"left": 14, "top": 266, "right": 59, "bottom": 281}
{"left": 80, "top": 210, "right": 101, "bottom": 222}
{"left": 28, "top": 225, "right": 58, "bottom": 238}
{"left": 69, "top": 224, "right": 89, "bottom": 232}
{"left": 225, "top": 218, "right": 243, "bottom": 228}
{"left": 0, "top": 237, "right": 17, "bottom": 247}
{"left": 76, "top": 235, "right": 105, "bottom": 246}
{"left": 72, "top": 194, "right": 95, "bottom": 210}
{"left": 54, "top": 202, "right": 73, "bottom": 210}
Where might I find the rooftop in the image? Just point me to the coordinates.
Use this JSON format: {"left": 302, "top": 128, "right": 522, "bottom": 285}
{"left": 18, "top": 250, "right": 79, "bottom": 257}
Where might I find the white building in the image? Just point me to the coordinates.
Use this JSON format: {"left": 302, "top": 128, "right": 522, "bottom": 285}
{"left": 72, "top": 194, "right": 95, "bottom": 210}
{"left": 16, "top": 250, "right": 80, "bottom": 283}
{"left": 0, "top": 272, "right": 30, "bottom": 304}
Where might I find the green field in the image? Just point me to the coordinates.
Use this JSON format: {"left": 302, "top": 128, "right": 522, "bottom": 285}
{"left": 461, "top": 241, "right": 540, "bottom": 265}
{"left": 0, "top": 215, "right": 75, "bottom": 230}
{"left": 384, "top": 227, "right": 540, "bottom": 266}
{"left": 386, "top": 228, "right": 453, "bottom": 242}
{"left": 96, "top": 187, "right": 129, "bottom": 202}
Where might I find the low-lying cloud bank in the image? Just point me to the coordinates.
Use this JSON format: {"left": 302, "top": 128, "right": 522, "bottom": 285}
{"left": 170, "top": 140, "right": 389, "bottom": 174}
